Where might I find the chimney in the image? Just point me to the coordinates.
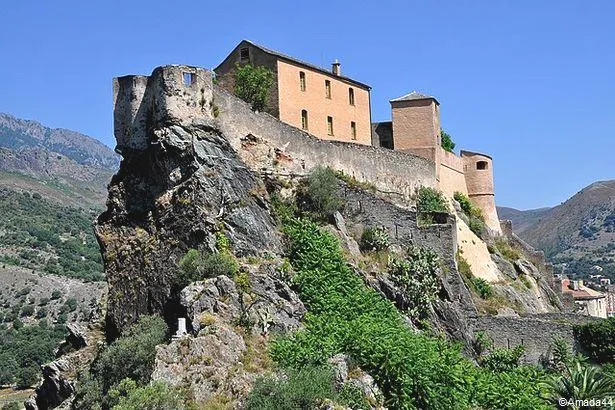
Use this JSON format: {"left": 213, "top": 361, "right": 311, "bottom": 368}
{"left": 331, "top": 59, "right": 341, "bottom": 76}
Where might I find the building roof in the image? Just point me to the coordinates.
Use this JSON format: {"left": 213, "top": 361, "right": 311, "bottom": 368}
{"left": 561, "top": 279, "right": 606, "bottom": 300}
{"left": 219, "top": 40, "right": 372, "bottom": 90}
{"left": 390, "top": 91, "right": 439, "bottom": 105}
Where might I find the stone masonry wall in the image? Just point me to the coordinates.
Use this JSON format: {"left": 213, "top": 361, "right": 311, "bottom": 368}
{"left": 470, "top": 313, "right": 597, "bottom": 363}
{"left": 211, "top": 83, "right": 436, "bottom": 200}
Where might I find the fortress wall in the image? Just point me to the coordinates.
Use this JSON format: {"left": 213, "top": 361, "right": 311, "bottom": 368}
{"left": 212, "top": 85, "right": 437, "bottom": 199}
{"left": 470, "top": 313, "right": 596, "bottom": 363}
{"left": 439, "top": 148, "right": 468, "bottom": 197}
{"left": 113, "top": 75, "right": 150, "bottom": 151}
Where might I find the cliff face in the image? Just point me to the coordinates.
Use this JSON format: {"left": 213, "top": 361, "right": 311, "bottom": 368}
{"left": 96, "top": 121, "right": 281, "bottom": 336}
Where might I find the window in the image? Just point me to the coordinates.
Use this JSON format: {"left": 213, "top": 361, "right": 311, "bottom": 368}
{"left": 350, "top": 121, "right": 357, "bottom": 140}
{"left": 325, "top": 80, "right": 331, "bottom": 99}
{"left": 327, "top": 116, "right": 334, "bottom": 135}
{"left": 476, "top": 161, "right": 488, "bottom": 170}
{"left": 348, "top": 88, "right": 355, "bottom": 105}
{"left": 301, "top": 110, "right": 308, "bottom": 130}
{"left": 240, "top": 47, "right": 250, "bottom": 61}
{"left": 182, "top": 72, "right": 194, "bottom": 86}
{"left": 299, "top": 71, "right": 306, "bottom": 91}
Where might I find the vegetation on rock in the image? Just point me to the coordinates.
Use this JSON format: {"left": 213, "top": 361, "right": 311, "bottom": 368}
{"left": 299, "top": 166, "right": 344, "bottom": 220}
{"left": 416, "top": 186, "right": 449, "bottom": 220}
{"left": 454, "top": 191, "right": 486, "bottom": 237}
{"left": 73, "top": 316, "right": 168, "bottom": 409}
{"left": 359, "top": 226, "right": 390, "bottom": 252}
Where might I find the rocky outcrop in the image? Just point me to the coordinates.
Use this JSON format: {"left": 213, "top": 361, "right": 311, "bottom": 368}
{"left": 25, "top": 326, "right": 104, "bottom": 410}
{"left": 96, "top": 122, "right": 282, "bottom": 337}
{"left": 327, "top": 354, "right": 385, "bottom": 410}
{"left": 181, "top": 269, "right": 305, "bottom": 336}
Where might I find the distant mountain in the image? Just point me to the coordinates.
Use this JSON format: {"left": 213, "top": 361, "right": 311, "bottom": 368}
{"left": 0, "top": 113, "right": 119, "bottom": 208}
{"left": 497, "top": 206, "right": 552, "bottom": 234}
{"left": 499, "top": 180, "right": 615, "bottom": 279}
{"left": 0, "top": 112, "right": 119, "bottom": 170}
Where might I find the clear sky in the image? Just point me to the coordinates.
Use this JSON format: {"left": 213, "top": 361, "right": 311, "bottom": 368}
{"left": 1, "top": 1, "right": 613, "bottom": 210}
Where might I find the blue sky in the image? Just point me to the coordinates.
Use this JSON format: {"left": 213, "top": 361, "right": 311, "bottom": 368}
{"left": 1, "top": 1, "right": 613, "bottom": 209}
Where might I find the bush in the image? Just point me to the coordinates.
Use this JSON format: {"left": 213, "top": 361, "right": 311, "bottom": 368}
{"left": 416, "top": 186, "right": 448, "bottom": 214}
{"left": 454, "top": 192, "right": 486, "bottom": 237}
{"left": 480, "top": 345, "right": 525, "bottom": 372}
{"left": 245, "top": 366, "right": 337, "bottom": 410}
{"left": 574, "top": 317, "right": 615, "bottom": 364}
{"left": 472, "top": 277, "right": 494, "bottom": 299}
{"left": 175, "top": 249, "right": 238, "bottom": 290}
{"left": 359, "top": 227, "right": 390, "bottom": 252}
{"left": 234, "top": 63, "right": 275, "bottom": 111}
{"left": 73, "top": 315, "right": 168, "bottom": 409}
{"left": 111, "top": 379, "right": 185, "bottom": 410}
{"left": 51, "top": 290, "right": 62, "bottom": 300}
{"left": 495, "top": 238, "right": 521, "bottom": 262}
{"left": 441, "top": 130, "right": 456, "bottom": 153}
{"left": 301, "top": 166, "right": 343, "bottom": 219}
{"left": 387, "top": 246, "right": 440, "bottom": 318}
{"left": 20, "top": 304, "right": 35, "bottom": 317}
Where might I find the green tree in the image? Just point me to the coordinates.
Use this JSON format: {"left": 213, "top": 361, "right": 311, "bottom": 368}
{"left": 301, "top": 166, "right": 344, "bottom": 219}
{"left": 110, "top": 379, "right": 185, "bottom": 410}
{"left": 234, "top": 63, "right": 275, "bottom": 111}
{"left": 416, "top": 186, "right": 449, "bottom": 214}
{"left": 574, "top": 317, "right": 615, "bottom": 364}
{"left": 441, "top": 130, "right": 456, "bottom": 152}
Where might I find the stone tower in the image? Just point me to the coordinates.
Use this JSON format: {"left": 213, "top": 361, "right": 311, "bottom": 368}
{"left": 390, "top": 92, "right": 441, "bottom": 177}
{"left": 461, "top": 150, "right": 501, "bottom": 234}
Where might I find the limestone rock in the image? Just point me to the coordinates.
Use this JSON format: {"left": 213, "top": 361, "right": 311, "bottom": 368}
{"left": 333, "top": 211, "right": 361, "bottom": 257}
{"left": 327, "top": 354, "right": 386, "bottom": 410}
{"left": 152, "top": 325, "right": 248, "bottom": 404}
{"left": 181, "top": 269, "right": 305, "bottom": 336}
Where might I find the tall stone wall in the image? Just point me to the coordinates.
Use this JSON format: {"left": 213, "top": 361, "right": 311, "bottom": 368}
{"left": 212, "top": 84, "right": 436, "bottom": 200}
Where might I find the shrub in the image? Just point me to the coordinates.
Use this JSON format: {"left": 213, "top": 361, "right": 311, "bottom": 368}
{"left": 245, "top": 366, "right": 337, "bottom": 410}
{"left": 51, "top": 290, "right": 62, "bottom": 300}
{"left": 110, "top": 379, "right": 185, "bottom": 410}
{"left": 495, "top": 238, "right": 521, "bottom": 262}
{"left": 454, "top": 192, "right": 486, "bottom": 237}
{"left": 480, "top": 345, "right": 525, "bottom": 372}
{"left": 20, "top": 304, "right": 35, "bottom": 317}
{"left": 234, "top": 63, "right": 275, "bottom": 111}
{"left": 574, "top": 317, "right": 615, "bottom": 364}
{"left": 545, "top": 360, "right": 614, "bottom": 407}
{"left": 472, "top": 277, "right": 494, "bottom": 299}
{"left": 301, "top": 166, "right": 343, "bottom": 219}
{"left": 359, "top": 227, "right": 390, "bottom": 252}
{"left": 175, "top": 249, "right": 238, "bottom": 290}
{"left": 441, "top": 130, "right": 456, "bottom": 153}
{"left": 416, "top": 186, "right": 448, "bottom": 214}
{"left": 387, "top": 246, "right": 440, "bottom": 318}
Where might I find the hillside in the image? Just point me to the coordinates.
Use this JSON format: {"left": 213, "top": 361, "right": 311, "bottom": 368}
{"left": 497, "top": 206, "right": 552, "bottom": 234}
{"left": 0, "top": 113, "right": 118, "bottom": 170}
{"left": 499, "top": 180, "right": 615, "bottom": 279}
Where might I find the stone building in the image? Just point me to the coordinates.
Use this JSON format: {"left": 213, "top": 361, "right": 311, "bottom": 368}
{"left": 215, "top": 40, "right": 372, "bottom": 145}
{"left": 373, "top": 92, "right": 501, "bottom": 234}
{"left": 561, "top": 278, "right": 608, "bottom": 318}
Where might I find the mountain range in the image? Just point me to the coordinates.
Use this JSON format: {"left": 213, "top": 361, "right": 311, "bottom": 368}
{"left": 498, "top": 180, "right": 615, "bottom": 279}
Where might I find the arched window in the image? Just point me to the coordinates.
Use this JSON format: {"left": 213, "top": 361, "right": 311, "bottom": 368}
{"left": 476, "top": 161, "right": 488, "bottom": 170}
{"left": 299, "top": 71, "right": 306, "bottom": 91}
{"left": 348, "top": 88, "right": 355, "bottom": 105}
{"left": 301, "top": 110, "right": 308, "bottom": 130}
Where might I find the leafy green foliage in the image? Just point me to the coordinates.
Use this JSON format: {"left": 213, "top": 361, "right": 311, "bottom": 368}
{"left": 457, "top": 252, "right": 494, "bottom": 299}
{"left": 110, "top": 379, "right": 185, "bottom": 410}
{"left": 574, "top": 317, "right": 615, "bottom": 364}
{"left": 440, "top": 130, "right": 456, "bottom": 153}
{"left": 494, "top": 238, "right": 521, "bottom": 262}
{"left": 545, "top": 360, "right": 615, "bottom": 407}
{"left": 480, "top": 345, "right": 525, "bottom": 372}
{"left": 387, "top": 246, "right": 440, "bottom": 318}
{"left": 245, "top": 365, "right": 341, "bottom": 410}
{"left": 234, "top": 63, "right": 275, "bottom": 111}
{"left": 416, "top": 186, "right": 449, "bottom": 214}
{"left": 0, "top": 321, "right": 66, "bottom": 388}
{"left": 0, "top": 190, "right": 103, "bottom": 281}
{"left": 359, "top": 226, "right": 390, "bottom": 252}
{"left": 73, "top": 316, "right": 168, "bottom": 408}
{"left": 454, "top": 191, "right": 486, "bottom": 237}
{"left": 175, "top": 248, "right": 238, "bottom": 290}
{"left": 300, "top": 166, "right": 344, "bottom": 219}
{"left": 270, "top": 214, "right": 549, "bottom": 409}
